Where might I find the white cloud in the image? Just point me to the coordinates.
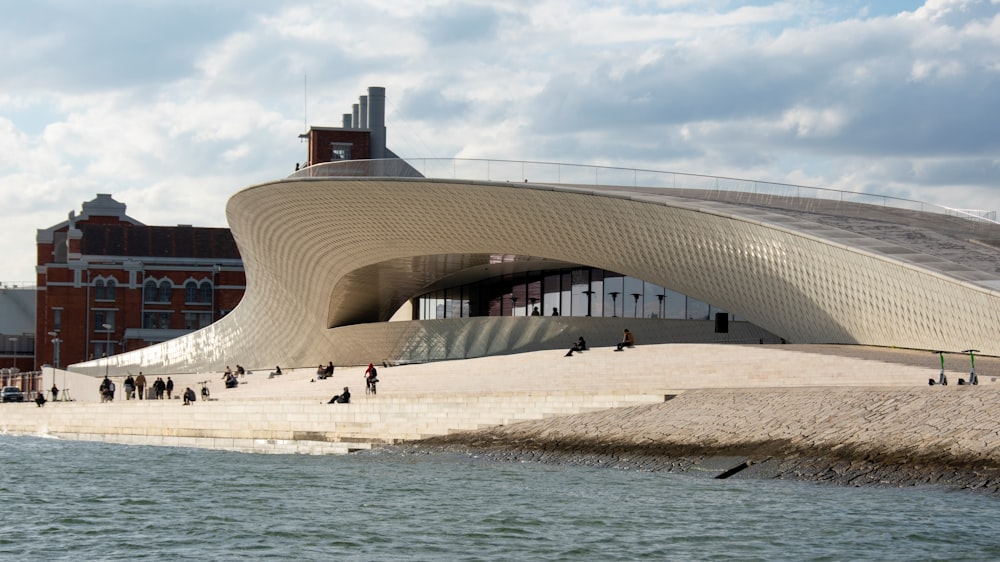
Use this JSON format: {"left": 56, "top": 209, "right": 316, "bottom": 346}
{"left": 1, "top": 0, "right": 998, "bottom": 284}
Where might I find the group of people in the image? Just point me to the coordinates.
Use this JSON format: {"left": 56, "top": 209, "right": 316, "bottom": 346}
{"left": 99, "top": 377, "right": 116, "bottom": 402}
{"left": 222, "top": 366, "right": 240, "bottom": 389}
{"left": 563, "top": 329, "right": 635, "bottom": 356}
{"left": 121, "top": 373, "right": 149, "bottom": 400}
{"left": 531, "top": 306, "right": 562, "bottom": 316}
{"left": 327, "top": 362, "right": 381, "bottom": 404}
{"left": 99, "top": 374, "right": 174, "bottom": 402}
{"left": 315, "top": 362, "right": 335, "bottom": 380}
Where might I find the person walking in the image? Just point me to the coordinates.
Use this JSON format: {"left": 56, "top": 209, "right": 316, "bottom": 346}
{"left": 166, "top": 377, "right": 174, "bottom": 399}
{"left": 124, "top": 375, "right": 135, "bottom": 400}
{"left": 135, "top": 372, "right": 147, "bottom": 400}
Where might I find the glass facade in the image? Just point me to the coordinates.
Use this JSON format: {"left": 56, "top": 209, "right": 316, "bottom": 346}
{"left": 415, "top": 267, "right": 736, "bottom": 321}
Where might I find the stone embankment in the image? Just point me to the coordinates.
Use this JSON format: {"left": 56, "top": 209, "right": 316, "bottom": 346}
{"left": 5, "top": 344, "right": 999, "bottom": 493}
{"left": 418, "top": 386, "right": 1000, "bottom": 494}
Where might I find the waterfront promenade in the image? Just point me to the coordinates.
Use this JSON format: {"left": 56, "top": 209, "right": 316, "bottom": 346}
{"left": 2, "top": 344, "right": 998, "bottom": 485}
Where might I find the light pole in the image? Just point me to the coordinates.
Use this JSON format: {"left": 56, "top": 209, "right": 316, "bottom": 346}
{"left": 631, "top": 293, "right": 641, "bottom": 318}
{"left": 609, "top": 292, "right": 620, "bottom": 317}
{"left": 102, "top": 323, "right": 112, "bottom": 378}
{"left": 47, "top": 331, "right": 61, "bottom": 369}
{"left": 657, "top": 293, "right": 666, "bottom": 319}
{"left": 7, "top": 337, "right": 16, "bottom": 369}
{"left": 6, "top": 337, "right": 16, "bottom": 386}
{"left": 49, "top": 331, "right": 63, "bottom": 399}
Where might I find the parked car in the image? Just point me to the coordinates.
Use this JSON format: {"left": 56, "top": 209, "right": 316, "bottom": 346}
{"left": 1, "top": 386, "right": 24, "bottom": 402}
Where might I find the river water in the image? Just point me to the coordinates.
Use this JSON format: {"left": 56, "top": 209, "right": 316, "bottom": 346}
{"left": 2, "top": 435, "right": 999, "bottom": 561}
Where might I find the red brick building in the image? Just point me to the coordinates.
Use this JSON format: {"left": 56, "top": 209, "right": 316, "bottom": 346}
{"left": 35, "top": 194, "right": 245, "bottom": 369}
{"left": 296, "top": 85, "right": 387, "bottom": 169}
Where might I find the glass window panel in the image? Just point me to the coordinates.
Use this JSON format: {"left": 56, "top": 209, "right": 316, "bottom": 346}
{"left": 543, "top": 274, "right": 560, "bottom": 317}
{"left": 687, "top": 297, "right": 710, "bottom": 320}
{"left": 185, "top": 282, "right": 198, "bottom": 303}
{"left": 144, "top": 280, "right": 157, "bottom": 302}
{"left": 624, "top": 277, "right": 643, "bottom": 318}
{"left": 644, "top": 283, "right": 666, "bottom": 319}
{"left": 603, "top": 272, "right": 622, "bottom": 318}
{"left": 159, "top": 281, "right": 171, "bottom": 303}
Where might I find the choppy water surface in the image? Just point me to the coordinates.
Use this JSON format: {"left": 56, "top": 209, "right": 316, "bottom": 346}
{"left": 1, "top": 435, "right": 999, "bottom": 561}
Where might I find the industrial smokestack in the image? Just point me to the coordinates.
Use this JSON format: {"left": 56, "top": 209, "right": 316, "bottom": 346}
{"left": 342, "top": 113, "right": 352, "bottom": 128}
{"left": 368, "top": 86, "right": 386, "bottom": 160}
{"left": 359, "top": 95, "right": 368, "bottom": 129}
{"left": 352, "top": 104, "right": 359, "bottom": 129}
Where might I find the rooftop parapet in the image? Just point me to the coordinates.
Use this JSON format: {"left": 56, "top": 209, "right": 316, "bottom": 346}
{"left": 289, "top": 158, "right": 999, "bottom": 229}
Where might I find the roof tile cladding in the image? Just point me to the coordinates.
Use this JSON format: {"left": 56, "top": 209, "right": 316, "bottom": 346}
{"left": 80, "top": 224, "right": 240, "bottom": 259}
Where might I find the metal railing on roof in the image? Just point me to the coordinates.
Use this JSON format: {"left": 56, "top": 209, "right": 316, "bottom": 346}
{"left": 288, "top": 158, "right": 999, "bottom": 227}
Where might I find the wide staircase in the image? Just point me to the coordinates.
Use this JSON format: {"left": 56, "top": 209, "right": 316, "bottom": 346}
{"left": 0, "top": 390, "right": 665, "bottom": 454}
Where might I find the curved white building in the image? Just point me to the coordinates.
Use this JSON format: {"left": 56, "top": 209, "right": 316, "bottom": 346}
{"left": 74, "top": 160, "right": 1000, "bottom": 375}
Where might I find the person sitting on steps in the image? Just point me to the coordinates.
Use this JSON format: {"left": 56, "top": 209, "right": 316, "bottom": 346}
{"left": 328, "top": 387, "right": 351, "bottom": 404}
{"left": 317, "top": 362, "right": 334, "bottom": 380}
{"left": 564, "top": 336, "right": 587, "bottom": 357}
{"left": 615, "top": 329, "right": 635, "bottom": 351}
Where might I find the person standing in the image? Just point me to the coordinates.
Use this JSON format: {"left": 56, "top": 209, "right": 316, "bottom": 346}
{"left": 135, "top": 372, "right": 147, "bottom": 400}
{"left": 100, "top": 376, "right": 111, "bottom": 402}
{"left": 124, "top": 375, "right": 135, "bottom": 400}
{"left": 51, "top": 383, "right": 59, "bottom": 402}
{"left": 166, "top": 377, "right": 174, "bottom": 400}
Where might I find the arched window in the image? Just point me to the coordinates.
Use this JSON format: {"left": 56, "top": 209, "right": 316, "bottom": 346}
{"left": 95, "top": 279, "right": 106, "bottom": 300}
{"left": 158, "top": 280, "right": 172, "bottom": 303}
{"left": 144, "top": 280, "right": 158, "bottom": 302}
{"left": 185, "top": 281, "right": 198, "bottom": 303}
{"left": 200, "top": 281, "right": 213, "bottom": 305}
{"left": 105, "top": 278, "right": 116, "bottom": 300}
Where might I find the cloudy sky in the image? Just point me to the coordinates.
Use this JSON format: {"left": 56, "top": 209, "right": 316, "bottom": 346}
{"left": 2, "top": 0, "right": 998, "bottom": 283}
